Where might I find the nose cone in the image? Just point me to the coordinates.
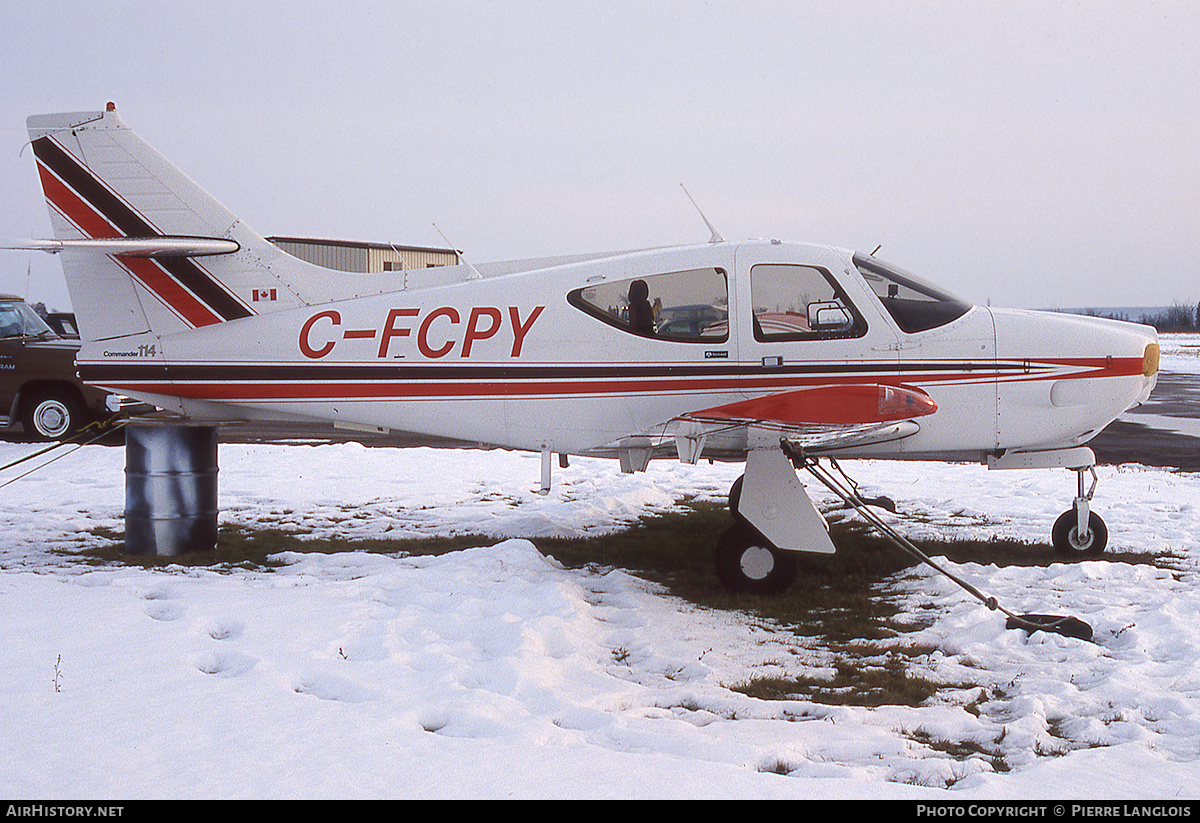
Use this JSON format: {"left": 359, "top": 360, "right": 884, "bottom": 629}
{"left": 991, "top": 308, "right": 1158, "bottom": 451}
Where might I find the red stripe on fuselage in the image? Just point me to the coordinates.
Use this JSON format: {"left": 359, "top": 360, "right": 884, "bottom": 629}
{"left": 84, "top": 356, "right": 1146, "bottom": 404}
{"left": 91, "top": 377, "right": 743, "bottom": 401}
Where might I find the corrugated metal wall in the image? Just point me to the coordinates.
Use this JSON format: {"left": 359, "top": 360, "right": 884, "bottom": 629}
{"left": 267, "top": 237, "right": 457, "bottom": 272}
{"left": 368, "top": 246, "right": 459, "bottom": 271}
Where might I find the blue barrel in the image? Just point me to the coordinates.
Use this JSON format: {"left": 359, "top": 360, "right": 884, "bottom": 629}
{"left": 124, "top": 423, "right": 219, "bottom": 555}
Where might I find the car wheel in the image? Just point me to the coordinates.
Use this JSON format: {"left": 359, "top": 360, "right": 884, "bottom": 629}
{"left": 22, "top": 389, "right": 83, "bottom": 441}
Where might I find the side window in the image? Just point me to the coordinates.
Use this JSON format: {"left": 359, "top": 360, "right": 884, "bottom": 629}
{"left": 568, "top": 268, "right": 729, "bottom": 342}
{"left": 750, "top": 264, "right": 866, "bottom": 341}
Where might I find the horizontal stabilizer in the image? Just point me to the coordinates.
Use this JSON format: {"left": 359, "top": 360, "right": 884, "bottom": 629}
{"left": 3, "top": 237, "right": 240, "bottom": 257}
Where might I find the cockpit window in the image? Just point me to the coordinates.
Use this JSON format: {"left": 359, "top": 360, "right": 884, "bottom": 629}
{"left": 854, "top": 254, "right": 972, "bottom": 333}
{"left": 568, "top": 268, "right": 729, "bottom": 342}
{"left": 750, "top": 264, "right": 866, "bottom": 341}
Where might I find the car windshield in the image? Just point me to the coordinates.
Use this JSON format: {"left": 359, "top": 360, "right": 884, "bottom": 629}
{"left": 0, "top": 301, "right": 56, "bottom": 339}
{"left": 853, "top": 254, "right": 972, "bottom": 333}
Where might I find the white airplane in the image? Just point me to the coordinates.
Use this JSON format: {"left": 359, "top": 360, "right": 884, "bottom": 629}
{"left": 6, "top": 105, "right": 1160, "bottom": 595}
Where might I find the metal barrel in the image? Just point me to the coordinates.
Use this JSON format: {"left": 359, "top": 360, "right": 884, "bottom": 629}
{"left": 124, "top": 423, "right": 219, "bottom": 555}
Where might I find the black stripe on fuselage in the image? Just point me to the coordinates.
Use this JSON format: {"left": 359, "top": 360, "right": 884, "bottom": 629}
{"left": 79, "top": 360, "right": 1005, "bottom": 384}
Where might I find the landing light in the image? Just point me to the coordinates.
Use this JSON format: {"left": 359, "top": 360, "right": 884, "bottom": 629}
{"left": 879, "top": 385, "right": 937, "bottom": 419}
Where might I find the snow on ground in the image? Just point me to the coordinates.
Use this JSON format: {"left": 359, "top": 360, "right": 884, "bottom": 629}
{"left": 2, "top": 369, "right": 1199, "bottom": 798}
{"left": 1160, "top": 332, "right": 1200, "bottom": 375}
{"left": 1119, "top": 334, "right": 1200, "bottom": 438}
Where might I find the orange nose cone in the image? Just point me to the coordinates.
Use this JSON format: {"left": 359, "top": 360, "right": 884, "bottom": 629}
{"left": 1143, "top": 343, "right": 1160, "bottom": 377}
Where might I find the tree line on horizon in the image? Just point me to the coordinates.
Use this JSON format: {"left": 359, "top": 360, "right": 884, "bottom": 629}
{"left": 1082, "top": 302, "right": 1200, "bottom": 333}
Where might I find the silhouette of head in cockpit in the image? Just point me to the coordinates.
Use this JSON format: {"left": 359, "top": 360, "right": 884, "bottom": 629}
{"left": 627, "top": 279, "right": 655, "bottom": 334}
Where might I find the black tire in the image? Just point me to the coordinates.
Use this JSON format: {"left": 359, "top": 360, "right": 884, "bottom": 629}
{"left": 714, "top": 522, "right": 798, "bottom": 594}
{"left": 1051, "top": 510, "right": 1108, "bottom": 558}
{"left": 728, "top": 474, "right": 745, "bottom": 521}
{"left": 22, "top": 388, "right": 83, "bottom": 441}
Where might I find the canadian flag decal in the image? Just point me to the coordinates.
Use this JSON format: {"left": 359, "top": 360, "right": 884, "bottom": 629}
{"left": 252, "top": 288, "right": 277, "bottom": 302}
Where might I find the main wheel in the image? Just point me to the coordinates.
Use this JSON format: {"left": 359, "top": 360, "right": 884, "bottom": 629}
{"left": 1051, "top": 510, "right": 1108, "bottom": 558}
{"left": 727, "top": 474, "right": 746, "bottom": 521}
{"left": 714, "top": 522, "right": 798, "bottom": 594}
{"left": 22, "top": 389, "right": 83, "bottom": 441}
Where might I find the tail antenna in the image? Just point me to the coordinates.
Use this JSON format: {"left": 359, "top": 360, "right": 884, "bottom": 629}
{"left": 681, "top": 184, "right": 725, "bottom": 244}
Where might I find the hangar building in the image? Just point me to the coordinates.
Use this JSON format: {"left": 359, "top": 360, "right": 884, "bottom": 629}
{"left": 266, "top": 236, "right": 459, "bottom": 273}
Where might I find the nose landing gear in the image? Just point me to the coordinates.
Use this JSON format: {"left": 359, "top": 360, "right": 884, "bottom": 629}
{"left": 1051, "top": 466, "right": 1107, "bottom": 557}
{"left": 986, "top": 446, "right": 1109, "bottom": 560}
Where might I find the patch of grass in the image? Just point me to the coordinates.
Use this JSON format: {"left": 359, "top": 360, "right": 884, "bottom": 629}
{"left": 758, "top": 759, "right": 795, "bottom": 776}
{"left": 733, "top": 654, "right": 942, "bottom": 708}
{"left": 536, "top": 506, "right": 922, "bottom": 639}
{"left": 76, "top": 524, "right": 502, "bottom": 570}
{"left": 907, "top": 727, "right": 1012, "bottom": 773}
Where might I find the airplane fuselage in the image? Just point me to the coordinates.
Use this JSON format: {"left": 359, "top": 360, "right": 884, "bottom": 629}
{"left": 75, "top": 240, "right": 1158, "bottom": 464}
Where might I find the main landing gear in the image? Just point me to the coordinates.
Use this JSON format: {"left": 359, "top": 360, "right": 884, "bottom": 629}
{"left": 713, "top": 448, "right": 837, "bottom": 594}
{"left": 715, "top": 475, "right": 799, "bottom": 594}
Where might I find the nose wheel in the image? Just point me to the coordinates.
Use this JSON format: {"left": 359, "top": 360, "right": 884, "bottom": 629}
{"left": 1052, "top": 466, "right": 1107, "bottom": 557}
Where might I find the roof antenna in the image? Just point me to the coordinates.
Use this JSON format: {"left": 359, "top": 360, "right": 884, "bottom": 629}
{"left": 432, "top": 223, "right": 483, "bottom": 280}
{"left": 681, "top": 184, "right": 724, "bottom": 244}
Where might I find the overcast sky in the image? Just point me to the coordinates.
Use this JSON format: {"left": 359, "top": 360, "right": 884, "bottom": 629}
{"left": 2, "top": 1, "right": 1197, "bottom": 312}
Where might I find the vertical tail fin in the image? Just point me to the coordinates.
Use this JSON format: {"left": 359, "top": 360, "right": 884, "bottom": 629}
{"left": 26, "top": 107, "right": 307, "bottom": 341}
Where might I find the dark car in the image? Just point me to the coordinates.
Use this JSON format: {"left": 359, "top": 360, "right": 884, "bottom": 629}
{"left": 0, "top": 294, "right": 122, "bottom": 440}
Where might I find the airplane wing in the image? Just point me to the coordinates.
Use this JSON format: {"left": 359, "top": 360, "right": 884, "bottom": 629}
{"left": 777, "top": 419, "right": 922, "bottom": 453}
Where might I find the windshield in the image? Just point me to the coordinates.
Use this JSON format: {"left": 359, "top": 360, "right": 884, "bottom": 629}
{"left": 0, "top": 301, "right": 56, "bottom": 339}
{"left": 853, "top": 254, "right": 972, "bottom": 333}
